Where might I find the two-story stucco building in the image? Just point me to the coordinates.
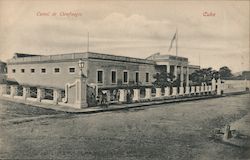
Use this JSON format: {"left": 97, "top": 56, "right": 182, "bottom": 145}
{"left": 3, "top": 51, "right": 201, "bottom": 108}
{"left": 7, "top": 52, "right": 156, "bottom": 90}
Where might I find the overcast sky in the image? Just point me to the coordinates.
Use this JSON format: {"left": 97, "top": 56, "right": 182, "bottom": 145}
{"left": 0, "top": 0, "right": 249, "bottom": 72}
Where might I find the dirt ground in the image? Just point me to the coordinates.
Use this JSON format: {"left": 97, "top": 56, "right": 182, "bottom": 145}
{"left": 0, "top": 94, "right": 249, "bottom": 160}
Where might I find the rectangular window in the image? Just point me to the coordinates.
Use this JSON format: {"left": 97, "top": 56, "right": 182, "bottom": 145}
{"left": 69, "top": 67, "right": 75, "bottom": 73}
{"left": 123, "top": 71, "right": 128, "bottom": 83}
{"left": 97, "top": 70, "right": 103, "bottom": 83}
{"left": 31, "top": 69, "right": 35, "bottom": 73}
{"left": 41, "top": 68, "right": 46, "bottom": 73}
{"left": 54, "top": 68, "right": 60, "bottom": 73}
{"left": 135, "top": 72, "right": 139, "bottom": 83}
{"left": 111, "top": 71, "right": 117, "bottom": 84}
{"left": 12, "top": 69, "right": 16, "bottom": 73}
{"left": 146, "top": 73, "right": 149, "bottom": 82}
{"left": 21, "top": 69, "right": 25, "bottom": 73}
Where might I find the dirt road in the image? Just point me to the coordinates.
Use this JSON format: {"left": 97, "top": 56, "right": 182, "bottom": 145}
{"left": 0, "top": 94, "right": 249, "bottom": 160}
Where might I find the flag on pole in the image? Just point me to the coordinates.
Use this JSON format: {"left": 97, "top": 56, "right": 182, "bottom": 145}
{"left": 168, "top": 31, "right": 176, "bottom": 52}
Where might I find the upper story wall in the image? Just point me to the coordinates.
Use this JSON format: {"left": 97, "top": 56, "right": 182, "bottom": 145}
{"left": 7, "top": 60, "right": 83, "bottom": 89}
{"left": 6, "top": 52, "right": 156, "bottom": 89}
{"left": 87, "top": 59, "right": 155, "bottom": 88}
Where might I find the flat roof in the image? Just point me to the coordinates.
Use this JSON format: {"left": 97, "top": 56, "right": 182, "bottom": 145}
{"left": 7, "top": 52, "right": 155, "bottom": 65}
{"left": 147, "top": 53, "right": 188, "bottom": 62}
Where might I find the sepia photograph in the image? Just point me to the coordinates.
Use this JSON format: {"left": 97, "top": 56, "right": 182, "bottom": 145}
{"left": 0, "top": 0, "right": 249, "bottom": 159}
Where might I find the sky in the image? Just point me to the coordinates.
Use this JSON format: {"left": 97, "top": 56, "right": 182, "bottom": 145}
{"left": 0, "top": 0, "right": 249, "bottom": 73}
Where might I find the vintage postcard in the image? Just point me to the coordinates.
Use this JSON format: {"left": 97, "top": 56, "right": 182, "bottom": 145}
{"left": 0, "top": 0, "right": 249, "bottom": 159}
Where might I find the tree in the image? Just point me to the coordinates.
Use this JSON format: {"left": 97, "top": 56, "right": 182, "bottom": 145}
{"left": 219, "top": 66, "right": 233, "bottom": 79}
{"left": 190, "top": 67, "right": 218, "bottom": 85}
{"left": 153, "top": 71, "right": 175, "bottom": 88}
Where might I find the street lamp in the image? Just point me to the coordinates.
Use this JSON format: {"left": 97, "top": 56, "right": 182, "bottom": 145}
{"left": 78, "top": 59, "right": 85, "bottom": 76}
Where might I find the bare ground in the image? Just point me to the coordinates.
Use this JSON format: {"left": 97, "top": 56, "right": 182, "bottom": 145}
{"left": 0, "top": 94, "right": 249, "bottom": 160}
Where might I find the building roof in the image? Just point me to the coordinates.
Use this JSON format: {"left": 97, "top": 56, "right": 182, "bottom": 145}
{"left": 0, "top": 60, "right": 6, "bottom": 64}
{"left": 146, "top": 52, "right": 188, "bottom": 62}
{"left": 7, "top": 52, "right": 155, "bottom": 65}
{"left": 13, "top": 53, "right": 41, "bottom": 58}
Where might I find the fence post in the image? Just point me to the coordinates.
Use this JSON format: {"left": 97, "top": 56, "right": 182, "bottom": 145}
{"left": 155, "top": 88, "right": 161, "bottom": 97}
{"left": 217, "top": 78, "right": 222, "bottom": 95}
{"left": 164, "top": 87, "right": 170, "bottom": 97}
{"left": 208, "top": 85, "right": 212, "bottom": 94}
{"left": 172, "top": 87, "right": 177, "bottom": 96}
{"left": 10, "top": 85, "right": 17, "bottom": 98}
{"left": 53, "top": 89, "right": 62, "bottom": 104}
{"left": 196, "top": 86, "right": 200, "bottom": 95}
{"left": 23, "top": 86, "right": 30, "bottom": 100}
{"left": 133, "top": 89, "right": 140, "bottom": 101}
{"left": 212, "top": 78, "right": 216, "bottom": 91}
{"left": 0, "top": 84, "right": 7, "bottom": 95}
{"left": 145, "top": 88, "right": 152, "bottom": 99}
{"left": 119, "top": 89, "right": 126, "bottom": 102}
{"left": 37, "top": 88, "right": 45, "bottom": 102}
{"left": 191, "top": 86, "right": 195, "bottom": 95}
{"left": 185, "top": 86, "right": 190, "bottom": 95}
{"left": 179, "top": 86, "right": 184, "bottom": 95}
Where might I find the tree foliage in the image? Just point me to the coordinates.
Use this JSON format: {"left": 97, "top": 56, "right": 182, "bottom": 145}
{"left": 190, "top": 67, "right": 219, "bottom": 85}
{"left": 219, "top": 66, "right": 233, "bottom": 79}
{"left": 153, "top": 72, "right": 175, "bottom": 88}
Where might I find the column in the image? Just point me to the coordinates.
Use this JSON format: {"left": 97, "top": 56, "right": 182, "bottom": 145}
{"left": 53, "top": 89, "right": 62, "bottom": 104}
{"left": 119, "top": 89, "right": 126, "bottom": 102}
{"left": 10, "top": 85, "right": 17, "bottom": 98}
{"left": 37, "top": 88, "right": 45, "bottom": 102}
{"left": 155, "top": 88, "right": 161, "bottom": 97}
{"left": 133, "top": 89, "right": 140, "bottom": 101}
{"left": 166, "top": 65, "right": 170, "bottom": 73}
{"left": 174, "top": 65, "right": 178, "bottom": 80}
{"left": 164, "top": 87, "right": 170, "bottom": 96}
{"left": 180, "top": 66, "right": 184, "bottom": 87}
{"left": 145, "top": 88, "right": 152, "bottom": 99}
{"left": 23, "top": 86, "right": 30, "bottom": 100}
{"left": 172, "top": 87, "right": 177, "bottom": 96}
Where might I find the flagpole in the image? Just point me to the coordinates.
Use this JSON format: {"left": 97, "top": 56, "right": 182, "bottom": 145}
{"left": 176, "top": 28, "right": 178, "bottom": 57}
{"left": 87, "top": 32, "right": 89, "bottom": 52}
{"left": 199, "top": 53, "right": 201, "bottom": 66}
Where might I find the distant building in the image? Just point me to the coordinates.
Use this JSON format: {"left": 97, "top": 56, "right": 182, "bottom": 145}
{"left": 147, "top": 52, "right": 200, "bottom": 85}
{"left": 0, "top": 60, "right": 7, "bottom": 84}
{"left": 6, "top": 52, "right": 200, "bottom": 90}
{"left": 242, "top": 71, "right": 250, "bottom": 80}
